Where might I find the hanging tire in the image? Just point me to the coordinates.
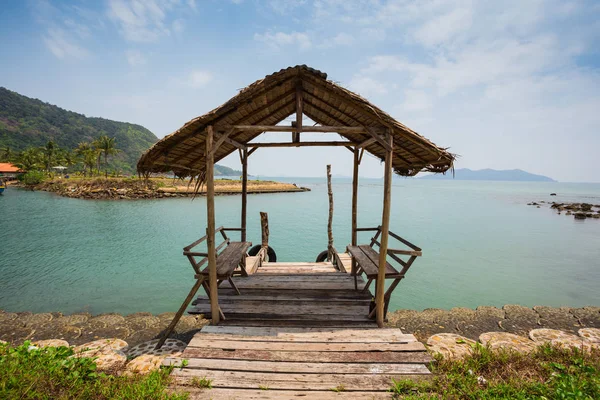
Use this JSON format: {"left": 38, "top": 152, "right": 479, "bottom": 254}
{"left": 315, "top": 250, "right": 328, "bottom": 262}
{"left": 248, "top": 245, "right": 277, "bottom": 262}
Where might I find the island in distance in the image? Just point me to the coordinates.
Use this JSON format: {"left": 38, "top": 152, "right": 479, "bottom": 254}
{"left": 418, "top": 168, "right": 556, "bottom": 182}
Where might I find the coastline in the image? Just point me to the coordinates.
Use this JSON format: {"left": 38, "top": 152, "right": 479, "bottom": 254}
{"left": 2, "top": 305, "right": 597, "bottom": 347}
{"left": 21, "top": 177, "right": 310, "bottom": 200}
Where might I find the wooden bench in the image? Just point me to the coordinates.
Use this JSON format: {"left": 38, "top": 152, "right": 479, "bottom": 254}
{"left": 347, "top": 227, "right": 422, "bottom": 319}
{"left": 155, "top": 227, "right": 250, "bottom": 349}
{"left": 196, "top": 241, "right": 252, "bottom": 296}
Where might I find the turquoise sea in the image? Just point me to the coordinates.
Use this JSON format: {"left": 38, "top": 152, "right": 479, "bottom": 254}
{"left": 1, "top": 178, "right": 599, "bottom": 315}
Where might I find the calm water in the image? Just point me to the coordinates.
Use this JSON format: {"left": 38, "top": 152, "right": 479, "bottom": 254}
{"left": 1, "top": 178, "right": 599, "bottom": 315}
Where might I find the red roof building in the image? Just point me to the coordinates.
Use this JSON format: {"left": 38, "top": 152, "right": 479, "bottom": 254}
{"left": 0, "top": 163, "right": 23, "bottom": 176}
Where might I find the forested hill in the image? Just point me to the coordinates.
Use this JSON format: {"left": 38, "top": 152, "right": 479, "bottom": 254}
{"left": 0, "top": 87, "right": 158, "bottom": 172}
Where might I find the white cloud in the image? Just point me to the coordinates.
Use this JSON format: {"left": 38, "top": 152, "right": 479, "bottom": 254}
{"left": 125, "top": 49, "right": 146, "bottom": 66}
{"left": 43, "top": 28, "right": 89, "bottom": 59}
{"left": 268, "top": 0, "right": 307, "bottom": 14}
{"left": 398, "top": 89, "right": 432, "bottom": 112}
{"left": 254, "top": 31, "right": 311, "bottom": 50}
{"left": 347, "top": 76, "right": 388, "bottom": 97}
{"left": 187, "top": 0, "right": 197, "bottom": 11}
{"left": 414, "top": 6, "right": 473, "bottom": 47}
{"left": 188, "top": 70, "right": 213, "bottom": 88}
{"left": 172, "top": 19, "right": 185, "bottom": 34}
{"left": 107, "top": 0, "right": 178, "bottom": 42}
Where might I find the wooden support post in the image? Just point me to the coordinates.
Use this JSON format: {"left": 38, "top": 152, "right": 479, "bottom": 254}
{"left": 351, "top": 148, "right": 360, "bottom": 247}
{"left": 351, "top": 147, "right": 360, "bottom": 290}
{"left": 376, "top": 130, "right": 393, "bottom": 328}
{"left": 206, "top": 125, "right": 220, "bottom": 324}
{"left": 155, "top": 278, "right": 202, "bottom": 349}
{"left": 260, "top": 212, "right": 269, "bottom": 249}
{"left": 327, "top": 165, "right": 334, "bottom": 261}
{"left": 294, "top": 81, "right": 303, "bottom": 143}
{"left": 241, "top": 147, "right": 248, "bottom": 242}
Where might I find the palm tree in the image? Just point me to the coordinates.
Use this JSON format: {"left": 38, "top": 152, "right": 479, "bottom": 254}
{"left": 76, "top": 142, "right": 98, "bottom": 176}
{"left": 42, "top": 140, "right": 57, "bottom": 172}
{"left": 82, "top": 149, "right": 97, "bottom": 176}
{"left": 61, "top": 149, "right": 79, "bottom": 171}
{"left": 1, "top": 146, "right": 12, "bottom": 162}
{"left": 15, "top": 148, "right": 42, "bottom": 171}
{"left": 95, "top": 136, "right": 120, "bottom": 178}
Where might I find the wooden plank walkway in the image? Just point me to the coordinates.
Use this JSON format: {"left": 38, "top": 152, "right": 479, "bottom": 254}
{"left": 167, "top": 261, "right": 432, "bottom": 399}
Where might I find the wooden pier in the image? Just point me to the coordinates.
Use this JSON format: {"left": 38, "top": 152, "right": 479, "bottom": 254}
{"left": 165, "top": 260, "right": 432, "bottom": 399}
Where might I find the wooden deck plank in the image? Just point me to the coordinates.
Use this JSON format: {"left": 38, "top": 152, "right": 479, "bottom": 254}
{"left": 189, "top": 303, "right": 367, "bottom": 316}
{"left": 187, "top": 338, "right": 426, "bottom": 352}
{"left": 217, "top": 319, "right": 377, "bottom": 328}
{"left": 193, "top": 296, "right": 371, "bottom": 305}
{"left": 172, "top": 369, "right": 430, "bottom": 391}
{"left": 181, "top": 388, "right": 393, "bottom": 400}
{"left": 199, "top": 326, "right": 408, "bottom": 339}
{"left": 218, "top": 279, "right": 359, "bottom": 291}
{"left": 170, "top": 261, "right": 431, "bottom": 399}
{"left": 179, "top": 348, "right": 434, "bottom": 364}
{"left": 166, "top": 358, "right": 430, "bottom": 374}
{"left": 190, "top": 333, "right": 416, "bottom": 344}
{"left": 213, "top": 288, "right": 371, "bottom": 299}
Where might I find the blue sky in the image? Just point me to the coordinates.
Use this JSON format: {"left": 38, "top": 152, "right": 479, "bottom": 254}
{"left": 1, "top": 0, "right": 599, "bottom": 181}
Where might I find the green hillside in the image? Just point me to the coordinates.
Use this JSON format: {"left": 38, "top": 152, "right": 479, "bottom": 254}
{"left": 0, "top": 87, "right": 158, "bottom": 172}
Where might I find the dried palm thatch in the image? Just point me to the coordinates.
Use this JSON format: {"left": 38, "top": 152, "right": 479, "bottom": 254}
{"left": 137, "top": 65, "right": 455, "bottom": 181}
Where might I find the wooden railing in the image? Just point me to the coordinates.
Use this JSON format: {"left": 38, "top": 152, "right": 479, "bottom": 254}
{"left": 183, "top": 226, "right": 243, "bottom": 274}
{"left": 355, "top": 226, "right": 422, "bottom": 275}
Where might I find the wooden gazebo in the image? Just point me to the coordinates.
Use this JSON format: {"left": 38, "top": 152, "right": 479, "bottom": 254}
{"left": 138, "top": 65, "right": 454, "bottom": 343}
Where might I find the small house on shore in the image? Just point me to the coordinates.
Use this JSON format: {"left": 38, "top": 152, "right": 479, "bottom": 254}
{"left": 0, "top": 163, "right": 23, "bottom": 179}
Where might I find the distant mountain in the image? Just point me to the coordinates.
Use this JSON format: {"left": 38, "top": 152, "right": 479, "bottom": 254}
{"left": 0, "top": 87, "right": 236, "bottom": 175}
{"left": 418, "top": 168, "right": 556, "bottom": 182}
{"left": 0, "top": 87, "right": 158, "bottom": 173}
{"left": 215, "top": 164, "right": 242, "bottom": 176}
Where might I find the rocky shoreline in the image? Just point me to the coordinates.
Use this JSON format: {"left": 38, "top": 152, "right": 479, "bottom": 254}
{"left": 25, "top": 178, "right": 309, "bottom": 200}
{"left": 387, "top": 304, "right": 600, "bottom": 342}
{"left": 527, "top": 200, "right": 600, "bottom": 220}
{"left": 2, "top": 304, "right": 598, "bottom": 347}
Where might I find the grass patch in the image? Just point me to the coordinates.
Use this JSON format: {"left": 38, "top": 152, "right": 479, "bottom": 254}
{"left": 190, "top": 377, "right": 212, "bottom": 389}
{"left": 390, "top": 343, "right": 600, "bottom": 399}
{"left": 0, "top": 341, "right": 188, "bottom": 399}
{"left": 330, "top": 384, "right": 346, "bottom": 392}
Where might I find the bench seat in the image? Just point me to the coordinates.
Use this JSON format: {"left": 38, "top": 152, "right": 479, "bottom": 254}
{"left": 198, "top": 241, "right": 252, "bottom": 278}
{"left": 347, "top": 245, "right": 403, "bottom": 278}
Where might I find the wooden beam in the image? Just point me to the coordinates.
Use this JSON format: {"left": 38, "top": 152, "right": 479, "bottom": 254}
{"left": 206, "top": 126, "right": 220, "bottom": 324}
{"left": 357, "top": 137, "right": 377, "bottom": 149}
{"left": 213, "top": 128, "right": 237, "bottom": 153}
{"left": 376, "top": 130, "right": 393, "bottom": 328}
{"left": 247, "top": 147, "right": 259, "bottom": 157}
{"left": 232, "top": 125, "right": 367, "bottom": 134}
{"left": 214, "top": 130, "right": 245, "bottom": 150}
{"left": 294, "top": 81, "right": 303, "bottom": 143}
{"left": 241, "top": 147, "right": 248, "bottom": 242}
{"left": 365, "top": 127, "right": 392, "bottom": 152}
{"left": 248, "top": 141, "right": 358, "bottom": 148}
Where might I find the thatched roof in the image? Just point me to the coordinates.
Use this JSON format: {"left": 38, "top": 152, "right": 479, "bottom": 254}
{"left": 137, "top": 65, "right": 455, "bottom": 177}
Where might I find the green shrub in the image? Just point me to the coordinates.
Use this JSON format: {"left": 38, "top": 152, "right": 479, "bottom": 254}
{"left": 20, "top": 170, "right": 46, "bottom": 185}
{"left": 0, "top": 341, "right": 188, "bottom": 399}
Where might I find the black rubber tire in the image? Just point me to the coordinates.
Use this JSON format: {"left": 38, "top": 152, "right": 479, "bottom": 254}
{"left": 315, "top": 250, "right": 329, "bottom": 262}
{"left": 248, "top": 245, "right": 277, "bottom": 262}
